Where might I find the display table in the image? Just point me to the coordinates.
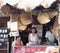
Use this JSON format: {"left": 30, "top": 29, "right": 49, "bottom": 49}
{"left": 14, "top": 46, "right": 58, "bottom": 53}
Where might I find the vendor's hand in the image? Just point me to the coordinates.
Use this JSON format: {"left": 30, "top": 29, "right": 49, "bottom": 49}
{"left": 37, "top": 39, "right": 41, "bottom": 43}
{"left": 29, "top": 40, "right": 35, "bottom": 43}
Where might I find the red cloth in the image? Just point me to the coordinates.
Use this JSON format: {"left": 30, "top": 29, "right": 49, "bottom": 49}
{"left": 16, "top": 43, "right": 23, "bottom": 46}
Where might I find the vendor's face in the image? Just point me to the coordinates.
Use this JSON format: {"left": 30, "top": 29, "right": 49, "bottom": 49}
{"left": 17, "top": 37, "right": 21, "bottom": 42}
{"left": 32, "top": 29, "right": 35, "bottom": 33}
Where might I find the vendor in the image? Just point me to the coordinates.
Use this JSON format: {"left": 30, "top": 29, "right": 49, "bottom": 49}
{"left": 26, "top": 27, "right": 41, "bottom": 46}
{"left": 12, "top": 36, "right": 23, "bottom": 47}
{"left": 45, "top": 28, "right": 56, "bottom": 45}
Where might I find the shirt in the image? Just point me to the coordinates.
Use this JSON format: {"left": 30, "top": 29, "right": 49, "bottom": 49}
{"left": 45, "top": 31, "right": 55, "bottom": 42}
{"left": 29, "top": 33, "right": 38, "bottom": 44}
{"left": 12, "top": 40, "right": 23, "bottom": 47}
